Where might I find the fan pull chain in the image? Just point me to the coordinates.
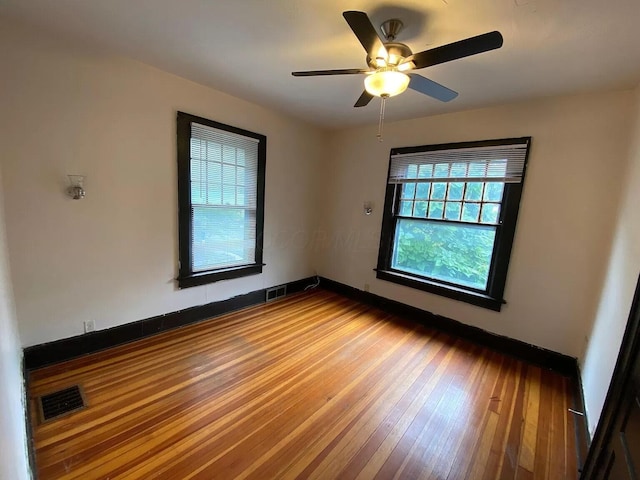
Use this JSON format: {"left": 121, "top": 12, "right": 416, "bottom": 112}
{"left": 377, "top": 96, "right": 387, "bottom": 142}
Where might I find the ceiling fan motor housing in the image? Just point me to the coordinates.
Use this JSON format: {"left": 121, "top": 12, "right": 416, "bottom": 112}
{"left": 367, "top": 42, "right": 412, "bottom": 68}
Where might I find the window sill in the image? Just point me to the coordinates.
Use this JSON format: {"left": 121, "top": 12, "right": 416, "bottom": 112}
{"left": 178, "top": 263, "right": 264, "bottom": 288}
{"left": 374, "top": 269, "right": 504, "bottom": 311}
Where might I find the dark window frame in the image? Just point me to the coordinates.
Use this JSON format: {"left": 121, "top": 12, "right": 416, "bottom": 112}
{"left": 375, "top": 137, "right": 531, "bottom": 311}
{"left": 176, "top": 112, "right": 266, "bottom": 289}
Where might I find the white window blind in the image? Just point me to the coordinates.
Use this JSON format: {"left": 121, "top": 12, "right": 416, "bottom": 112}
{"left": 189, "top": 122, "right": 259, "bottom": 272}
{"left": 389, "top": 143, "right": 528, "bottom": 184}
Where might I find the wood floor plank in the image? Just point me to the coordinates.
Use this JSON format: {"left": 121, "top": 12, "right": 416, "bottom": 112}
{"left": 37, "top": 304, "right": 364, "bottom": 468}
{"left": 547, "top": 373, "right": 568, "bottom": 479}
{"left": 167, "top": 317, "right": 415, "bottom": 480}
{"left": 47, "top": 307, "right": 387, "bottom": 478}
{"left": 443, "top": 351, "right": 506, "bottom": 480}
{"left": 564, "top": 377, "right": 579, "bottom": 479}
{"left": 28, "top": 289, "right": 579, "bottom": 479}
{"left": 532, "top": 370, "right": 551, "bottom": 479}
{"left": 350, "top": 346, "right": 461, "bottom": 480}
{"left": 399, "top": 344, "right": 487, "bottom": 480}
{"left": 237, "top": 327, "right": 440, "bottom": 480}
{"left": 286, "top": 333, "right": 452, "bottom": 480}
{"left": 481, "top": 357, "right": 520, "bottom": 480}
{"left": 519, "top": 366, "right": 541, "bottom": 473}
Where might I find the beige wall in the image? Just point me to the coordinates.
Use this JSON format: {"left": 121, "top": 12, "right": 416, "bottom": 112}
{"left": 0, "top": 20, "right": 326, "bottom": 346}
{"left": 317, "top": 91, "right": 634, "bottom": 358}
{"left": 0, "top": 167, "right": 31, "bottom": 479}
{"left": 2, "top": 11, "right": 639, "bottom": 448}
{"left": 581, "top": 86, "right": 640, "bottom": 434}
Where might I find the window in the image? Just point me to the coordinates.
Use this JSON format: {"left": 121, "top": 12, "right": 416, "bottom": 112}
{"left": 376, "top": 138, "right": 531, "bottom": 311}
{"left": 177, "top": 112, "right": 266, "bottom": 288}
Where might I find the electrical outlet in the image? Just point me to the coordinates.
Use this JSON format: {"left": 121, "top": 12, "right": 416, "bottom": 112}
{"left": 84, "top": 320, "right": 95, "bottom": 334}
{"left": 364, "top": 283, "right": 370, "bottom": 292}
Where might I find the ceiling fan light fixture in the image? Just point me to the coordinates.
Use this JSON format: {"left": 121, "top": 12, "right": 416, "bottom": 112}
{"left": 364, "top": 68, "right": 410, "bottom": 98}
{"left": 397, "top": 61, "right": 414, "bottom": 72}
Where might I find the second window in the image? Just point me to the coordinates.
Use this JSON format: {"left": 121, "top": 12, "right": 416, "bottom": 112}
{"left": 376, "top": 137, "right": 531, "bottom": 310}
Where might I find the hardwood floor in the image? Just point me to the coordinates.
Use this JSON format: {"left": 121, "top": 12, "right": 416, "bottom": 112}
{"left": 28, "top": 289, "right": 578, "bottom": 479}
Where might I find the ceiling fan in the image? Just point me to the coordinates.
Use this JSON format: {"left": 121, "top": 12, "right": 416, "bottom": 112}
{"left": 292, "top": 11, "right": 503, "bottom": 107}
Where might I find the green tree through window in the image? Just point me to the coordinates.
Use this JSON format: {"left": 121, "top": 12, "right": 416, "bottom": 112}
{"left": 394, "top": 219, "right": 496, "bottom": 290}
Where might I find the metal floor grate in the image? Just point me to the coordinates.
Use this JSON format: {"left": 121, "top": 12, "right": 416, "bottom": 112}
{"left": 266, "top": 285, "right": 287, "bottom": 302}
{"left": 38, "top": 385, "right": 86, "bottom": 422}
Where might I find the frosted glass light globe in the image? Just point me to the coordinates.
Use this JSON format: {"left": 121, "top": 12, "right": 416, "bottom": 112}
{"left": 365, "top": 69, "right": 410, "bottom": 98}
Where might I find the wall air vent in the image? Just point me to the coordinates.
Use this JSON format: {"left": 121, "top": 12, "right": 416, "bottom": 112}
{"left": 38, "top": 385, "right": 86, "bottom": 422}
{"left": 266, "top": 285, "right": 287, "bottom": 302}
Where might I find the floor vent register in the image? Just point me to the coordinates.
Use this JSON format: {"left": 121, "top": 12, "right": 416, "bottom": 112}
{"left": 38, "top": 385, "right": 86, "bottom": 422}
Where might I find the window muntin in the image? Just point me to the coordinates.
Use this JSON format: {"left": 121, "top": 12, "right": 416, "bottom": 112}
{"left": 377, "top": 138, "right": 531, "bottom": 311}
{"left": 177, "top": 112, "right": 266, "bottom": 288}
{"left": 398, "top": 179, "right": 503, "bottom": 226}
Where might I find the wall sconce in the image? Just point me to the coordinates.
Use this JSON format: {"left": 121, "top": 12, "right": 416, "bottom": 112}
{"left": 67, "top": 175, "right": 86, "bottom": 200}
{"left": 364, "top": 201, "right": 373, "bottom": 215}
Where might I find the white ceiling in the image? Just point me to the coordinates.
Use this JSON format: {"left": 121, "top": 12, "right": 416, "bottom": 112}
{"left": 1, "top": 0, "right": 639, "bottom": 128}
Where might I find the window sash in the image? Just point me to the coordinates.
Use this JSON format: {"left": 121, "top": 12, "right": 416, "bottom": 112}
{"left": 390, "top": 215, "right": 499, "bottom": 293}
{"left": 191, "top": 205, "right": 256, "bottom": 272}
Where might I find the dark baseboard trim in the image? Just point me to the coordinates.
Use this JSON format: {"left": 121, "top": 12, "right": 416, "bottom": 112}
{"left": 319, "top": 276, "right": 578, "bottom": 377}
{"left": 24, "top": 276, "right": 316, "bottom": 370}
{"left": 22, "top": 359, "right": 36, "bottom": 479}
